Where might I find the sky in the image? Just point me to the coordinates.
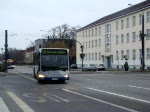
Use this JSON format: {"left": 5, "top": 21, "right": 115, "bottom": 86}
{"left": 0, "top": 0, "right": 145, "bottom": 52}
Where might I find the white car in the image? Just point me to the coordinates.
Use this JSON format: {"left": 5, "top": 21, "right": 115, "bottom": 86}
{"left": 83, "top": 64, "right": 97, "bottom": 71}
{"left": 7, "top": 65, "right": 15, "bottom": 69}
{"left": 96, "top": 64, "right": 105, "bottom": 70}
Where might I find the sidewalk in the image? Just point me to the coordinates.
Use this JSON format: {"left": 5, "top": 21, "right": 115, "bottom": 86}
{"left": 0, "top": 72, "right": 7, "bottom": 76}
{"left": 70, "top": 68, "right": 150, "bottom": 74}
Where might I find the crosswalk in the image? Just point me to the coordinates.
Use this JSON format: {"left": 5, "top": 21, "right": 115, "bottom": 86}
{"left": 0, "top": 97, "right": 10, "bottom": 112}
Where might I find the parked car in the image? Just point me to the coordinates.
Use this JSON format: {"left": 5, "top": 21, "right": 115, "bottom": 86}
{"left": 7, "top": 65, "right": 15, "bottom": 69}
{"left": 83, "top": 64, "right": 97, "bottom": 71}
{"left": 96, "top": 64, "right": 105, "bottom": 70}
{"left": 70, "top": 64, "right": 77, "bottom": 69}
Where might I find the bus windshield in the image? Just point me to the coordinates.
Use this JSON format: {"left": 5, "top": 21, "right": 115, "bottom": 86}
{"left": 41, "top": 55, "right": 68, "bottom": 70}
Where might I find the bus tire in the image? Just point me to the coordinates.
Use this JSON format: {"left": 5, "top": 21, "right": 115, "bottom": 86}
{"left": 38, "top": 80, "right": 42, "bottom": 83}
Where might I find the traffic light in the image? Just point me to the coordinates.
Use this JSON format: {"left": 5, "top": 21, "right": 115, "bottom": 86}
{"left": 80, "top": 53, "right": 85, "bottom": 59}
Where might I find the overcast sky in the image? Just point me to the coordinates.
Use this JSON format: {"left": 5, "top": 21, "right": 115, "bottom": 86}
{"left": 0, "top": 0, "right": 145, "bottom": 51}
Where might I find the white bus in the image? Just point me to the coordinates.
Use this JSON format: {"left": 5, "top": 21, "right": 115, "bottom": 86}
{"left": 33, "top": 48, "right": 70, "bottom": 83}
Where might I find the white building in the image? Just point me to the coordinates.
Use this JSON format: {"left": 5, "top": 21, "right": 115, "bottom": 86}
{"left": 35, "top": 39, "right": 47, "bottom": 51}
{"left": 76, "top": 0, "right": 150, "bottom": 69}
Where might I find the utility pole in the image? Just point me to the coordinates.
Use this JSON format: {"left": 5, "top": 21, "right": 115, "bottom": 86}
{"left": 141, "top": 13, "right": 145, "bottom": 71}
{"left": 4, "top": 30, "right": 8, "bottom": 73}
{"left": 80, "top": 45, "right": 84, "bottom": 71}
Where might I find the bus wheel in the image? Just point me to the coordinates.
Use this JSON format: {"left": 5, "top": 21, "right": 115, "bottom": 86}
{"left": 38, "top": 80, "right": 42, "bottom": 83}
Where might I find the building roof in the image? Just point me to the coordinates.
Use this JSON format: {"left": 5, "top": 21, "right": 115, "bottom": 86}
{"left": 78, "top": 0, "right": 150, "bottom": 32}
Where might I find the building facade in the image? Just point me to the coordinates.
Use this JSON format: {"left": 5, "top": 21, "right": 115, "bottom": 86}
{"left": 76, "top": 0, "right": 150, "bottom": 69}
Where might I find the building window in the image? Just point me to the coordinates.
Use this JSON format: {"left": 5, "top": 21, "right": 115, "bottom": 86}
{"left": 105, "top": 34, "right": 111, "bottom": 52}
{"left": 86, "top": 42, "right": 87, "bottom": 49}
{"left": 89, "top": 41, "right": 90, "bottom": 48}
{"left": 126, "top": 18, "right": 129, "bottom": 28}
{"left": 92, "top": 29, "right": 94, "bottom": 36}
{"left": 89, "top": 53, "right": 90, "bottom": 61}
{"left": 86, "top": 31, "right": 87, "bottom": 38}
{"left": 99, "top": 27, "right": 101, "bottom": 35}
{"left": 132, "top": 32, "right": 136, "bottom": 42}
{"left": 121, "top": 20, "right": 124, "bottom": 29}
{"left": 147, "top": 11, "right": 150, "bottom": 22}
{"left": 139, "top": 14, "right": 142, "bottom": 25}
{"left": 133, "top": 49, "right": 136, "bottom": 60}
{"left": 139, "top": 49, "right": 142, "bottom": 59}
{"left": 95, "top": 53, "right": 97, "bottom": 60}
{"left": 95, "top": 28, "right": 97, "bottom": 36}
{"left": 126, "top": 33, "right": 129, "bottom": 43}
{"left": 139, "top": 31, "right": 142, "bottom": 41}
{"left": 116, "top": 21, "right": 118, "bottom": 30}
{"left": 116, "top": 51, "right": 119, "bottom": 60}
{"left": 105, "top": 24, "right": 111, "bottom": 33}
{"left": 121, "top": 50, "right": 124, "bottom": 60}
{"left": 83, "top": 32, "right": 84, "bottom": 38}
{"left": 85, "top": 53, "right": 87, "bottom": 61}
{"left": 116, "top": 35, "right": 119, "bottom": 44}
{"left": 95, "top": 40, "right": 97, "bottom": 47}
{"left": 146, "top": 48, "right": 150, "bottom": 59}
{"left": 99, "top": 52, "right": 101, "bottom": 60}
{"left": 147, "top": 29, "right": 150, "bottom": 39}
{"left": 83, "top": 42, "right": 84, "bottom": 48}
{"left": 99, "top": 39, "right": 101, "bottom": 47}
{"left": 89, "top": 30, "right": 90, "bottom": 37}
{"left": 92, "top": 40, "right": 94, "bottom": 48}
{"left": 132, "top": 16, "right": 136, "bottom": 26}
{"left": 92, "top": 53, "right": 94, "bottom": 60}
{"left": 126, "top": 50, "right": 129, "bottom": 60}
{"left": 121, "top": 34, "right": 124, "bottom": 43}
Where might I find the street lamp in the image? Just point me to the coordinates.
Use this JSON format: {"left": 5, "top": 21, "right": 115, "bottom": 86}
{"left": 128, "top": 4, "right": 145, "bottom": 71}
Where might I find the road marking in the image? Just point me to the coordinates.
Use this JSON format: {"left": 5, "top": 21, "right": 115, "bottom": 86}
{"left": 0, "top": 97, "right": 10, "bottom": 112}
{"left": 88, "top": 87, "right": 150, "bottom": 104}
{"left": 48, "top": 94, "right": 70, "bottom": 102}
{"left": 43, "top": 93, "right": 61, "bottom": 102}
{"left": 18, "top": 74, "right": 36, "bottom": 81}
{"left": 128, "top": 85, "right": 150, "bottom": 90}
{"left": 62, "top": 89, "right": 138, "bottom": 112}
{"left": 7, "top": 92, "right": 35, "bottom": 112}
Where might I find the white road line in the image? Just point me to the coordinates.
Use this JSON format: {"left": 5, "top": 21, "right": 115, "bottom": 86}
{"left": 128, "top": 85, "right": 150, "bottom": 90}
{"left": 42, "top": 93, "right": 61, "bottom": 102}
{"left": 88, "top": 87, "right": 150, "bottom": 104}
{"left": 7, "top": 92, "right": 35, "bottom": 112}
{"left": 0, "top": 97, "right": 10, "bottom": 112}
{"left": 18, "top": 74, "right": 36, "bottom": 81}
{"left": 62, "top": 89, "right": 138, "bottom": 112}
{"left": 49, "top": 94, "right": 70, "bottom": 102}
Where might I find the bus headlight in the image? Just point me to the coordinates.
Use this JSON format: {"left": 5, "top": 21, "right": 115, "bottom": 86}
{"left": 64, "top": 75, "right": 69, "bottom": 78}
{"left": 39, "top": 74, "right": 46, "bottom": 78}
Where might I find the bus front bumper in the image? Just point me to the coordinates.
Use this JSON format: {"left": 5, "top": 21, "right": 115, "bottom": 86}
{"left": 38, "top": 77, "right": 69, "bottom": 81}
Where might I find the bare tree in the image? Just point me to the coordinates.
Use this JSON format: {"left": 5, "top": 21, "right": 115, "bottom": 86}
{"left": 9, "top": 48, "right": 25, "bottom": 64}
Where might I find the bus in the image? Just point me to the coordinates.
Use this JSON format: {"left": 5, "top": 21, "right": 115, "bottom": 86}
{"left": 33, "top": 48, "right": 70, "bottom": 83}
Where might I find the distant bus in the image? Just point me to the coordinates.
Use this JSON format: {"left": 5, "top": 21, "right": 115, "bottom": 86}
{"left": 33, "top": 48, "right": 70, "bottom": 83}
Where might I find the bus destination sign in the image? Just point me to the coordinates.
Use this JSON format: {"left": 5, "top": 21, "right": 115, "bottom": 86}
{"left": 41, "top": 49, "right": 67, "bottom": 55}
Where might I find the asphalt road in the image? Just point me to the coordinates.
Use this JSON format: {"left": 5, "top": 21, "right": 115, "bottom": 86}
{"left": 0, "top": 66, "right": 150, "bottom": 112}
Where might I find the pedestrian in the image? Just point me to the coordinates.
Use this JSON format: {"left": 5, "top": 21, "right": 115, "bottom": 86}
{"left": 124, "top": 62, "right": 129, "bottom": 71}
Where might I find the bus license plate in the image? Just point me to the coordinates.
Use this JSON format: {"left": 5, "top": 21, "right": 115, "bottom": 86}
{"left": 52, "top": 78, "right": 58, "bottom": 80}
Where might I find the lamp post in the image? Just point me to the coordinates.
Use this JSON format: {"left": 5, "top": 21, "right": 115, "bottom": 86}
{"left": 141, "top": 11, "right": 145, "bottom": 71}
{"left": 128, "top": 4, "right": 145, "bottom": 71}
{"left": 4, "top": 30, "right": 8, "bottom": 73}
